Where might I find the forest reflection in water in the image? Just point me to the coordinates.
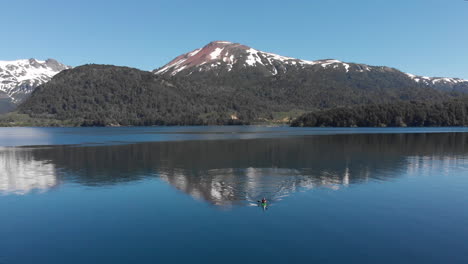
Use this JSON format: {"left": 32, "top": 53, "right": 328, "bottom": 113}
{"left": 1, "top": 132, "right": 467, "bottom": 206}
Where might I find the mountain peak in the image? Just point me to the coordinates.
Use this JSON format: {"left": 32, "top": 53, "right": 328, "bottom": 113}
{"left": 154, "top": 41, "right": 337, "bottom": 76}
{"left": 206, "top": 40, "right": 234, "bottom": 46}
{"left": 154, "top": 41, "right": 249, "bottom": 75}
{"left": 153, "top": 41, "right": 468, "bottom": 94}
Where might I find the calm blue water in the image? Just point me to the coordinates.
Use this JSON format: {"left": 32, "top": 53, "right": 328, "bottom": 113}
{"left": 0, "top": 127, "right": 467, "bottom": 263}
{"left": 1, "top": 126, "right": 468, "bottom": 146}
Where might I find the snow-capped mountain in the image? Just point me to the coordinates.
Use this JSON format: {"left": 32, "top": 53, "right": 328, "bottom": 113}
{"left": 154, "top": 41, "right": 468, "bottom": 93}
{"left": 154, "top": 40, "right": 353, "bottom": 76}
{"left": 0, "top": 58, "right": 70, "bottom": 105}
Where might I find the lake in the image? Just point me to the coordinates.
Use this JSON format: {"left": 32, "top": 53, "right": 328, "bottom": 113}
{"left": 1, "top": 126, "right": 468, "bottom": 263}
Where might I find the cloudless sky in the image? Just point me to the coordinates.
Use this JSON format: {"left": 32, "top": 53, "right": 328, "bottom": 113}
{"left": 2, "top": 0, "right": 467, "bottom": 78}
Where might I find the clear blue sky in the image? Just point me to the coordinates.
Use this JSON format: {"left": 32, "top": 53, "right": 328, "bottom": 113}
{"left": 3, "top": 0, "right": 467, "bottom": 78}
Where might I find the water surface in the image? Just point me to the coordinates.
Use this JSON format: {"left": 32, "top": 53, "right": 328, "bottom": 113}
{"left": 0, "top": 127, "right": 467, "bottom": 263}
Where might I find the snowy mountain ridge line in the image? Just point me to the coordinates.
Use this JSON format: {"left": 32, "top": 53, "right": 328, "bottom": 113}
{"left": 405, "top": 73, "right": 468, "bottom": 85}
{"left": 154, "top": 41, "right": 354, "bottom": 76}
{"left": 154, "top": 41, "right": 468, "bottom": 85}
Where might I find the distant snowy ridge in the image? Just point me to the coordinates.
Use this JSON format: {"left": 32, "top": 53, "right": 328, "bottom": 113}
{"left": 405, "top": 73, "right": 468, "bottom": 85}
{"left": 0, "top": 58, "right": 70, "bottom": 104}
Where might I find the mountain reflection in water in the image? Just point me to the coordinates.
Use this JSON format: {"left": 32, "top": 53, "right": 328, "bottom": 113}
{"left": 1, "top": 133, "right": 467, "bottom": 206}
{"left": 0, "top": 147, "right": 58, "bottom": 194}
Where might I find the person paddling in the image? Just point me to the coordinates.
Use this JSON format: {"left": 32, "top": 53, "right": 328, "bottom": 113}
{"left": 259, "top": 197, "right": 268, "bottom": 211}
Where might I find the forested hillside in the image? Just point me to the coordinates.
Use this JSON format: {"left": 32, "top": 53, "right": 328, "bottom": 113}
{"left": 15, "top": 62, "right": 460, "bottom": 127}
{"left": 0, "top": 95, "right": 15, "bottom": 113}
{"left": 17, "top": 65, "right": 247, "bottom": 126}
{"left": 14, "top": 61, "right": 463, "bottom": 127}
{"left": 3, "top": 41, "right": 468, "bottom": 127}
{"left": 291, "top": 98, "right": 468, "bottom": 127}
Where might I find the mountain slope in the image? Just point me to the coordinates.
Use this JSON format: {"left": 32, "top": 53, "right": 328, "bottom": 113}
{"left": 153, "top": 41, "right": 455, "bottom": 113}
{"left": 0, "top": 59, "right": 70, "bottom": 113}
{"left": 154, "top": 41, "right": 468, "bottom": 94}
{"left": 405, "top": 73, "right": 468, "bottom": 93}
{"left": 14, "top": 41, "right": 466, "bottom": 126}
{"left": 154, "top": 41, "right": 353, "bottom": 76}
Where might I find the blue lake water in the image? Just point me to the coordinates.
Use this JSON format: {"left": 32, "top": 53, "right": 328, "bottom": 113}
{"left": 0, "top": 126, "right": 468, "bottom": 263}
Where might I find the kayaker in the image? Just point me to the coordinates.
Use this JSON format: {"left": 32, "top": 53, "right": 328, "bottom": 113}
{"left": 261, "top": 197, "right": 267, "bottom": 204}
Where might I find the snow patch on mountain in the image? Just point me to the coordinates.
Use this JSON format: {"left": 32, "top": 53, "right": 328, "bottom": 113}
{"left": 0, "top": 58, "right": 70, "bottom": 104}
{"left": 154, "top": 41, "right": 355, "bottom": 76}
{"left": 405, "top": 73, "right": 468, "bottom": 85}
{"left": 210, "top": 48, "right": 224, "bottom": 60}
{"left": 188, "top": 48, "right": 202, "bottom": 57}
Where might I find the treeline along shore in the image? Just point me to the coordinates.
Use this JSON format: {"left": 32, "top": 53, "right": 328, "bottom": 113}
{"left": 291, "top": 98, "right": 468, "bottom": 127}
